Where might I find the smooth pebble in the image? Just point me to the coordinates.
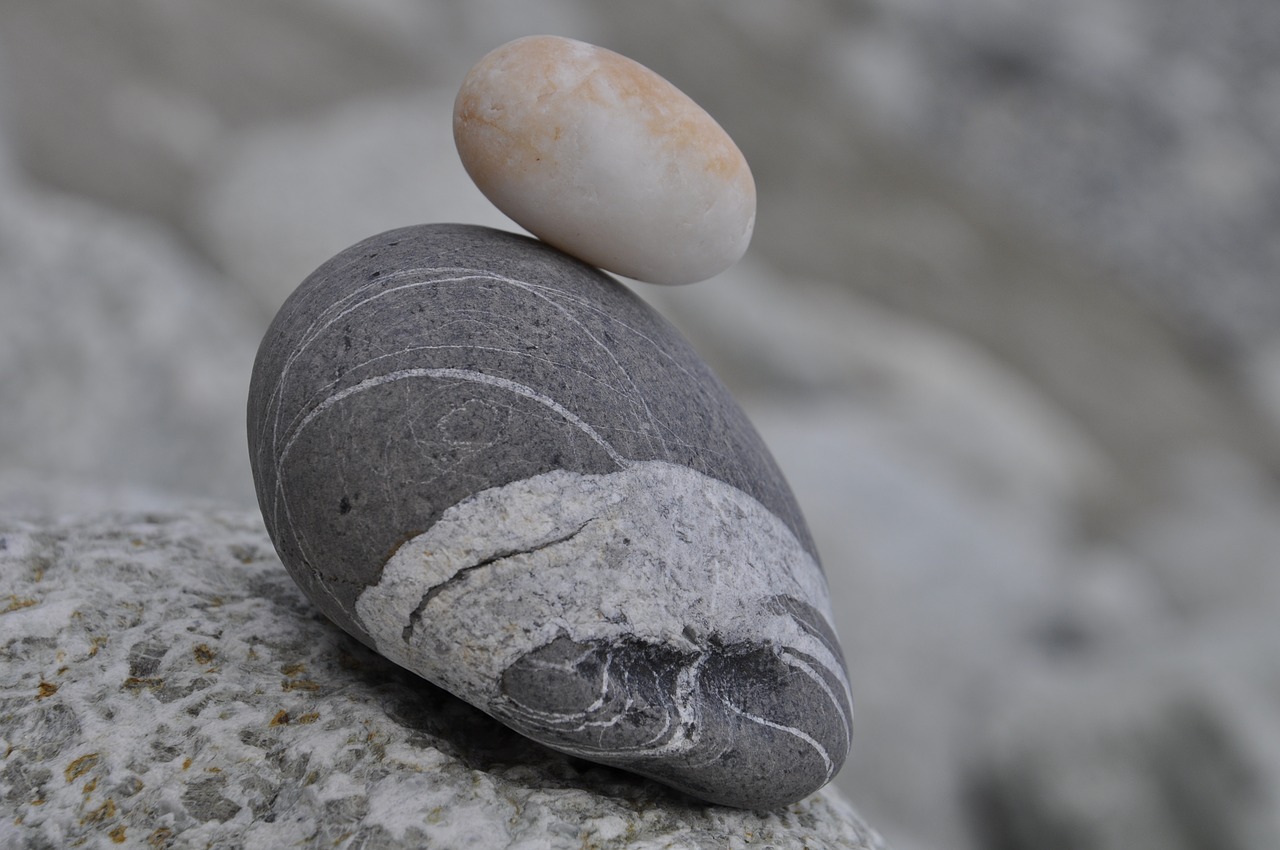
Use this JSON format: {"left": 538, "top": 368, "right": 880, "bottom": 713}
{"left": 453, "top": 35, "right": 756, "bottom": 285}
{"left": 247, "top": 224, "right": 851, "bottom": 809}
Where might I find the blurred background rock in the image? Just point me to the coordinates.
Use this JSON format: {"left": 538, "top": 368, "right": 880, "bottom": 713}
{"left": 1, "top": 2, "right": 1278, "bottom": 848}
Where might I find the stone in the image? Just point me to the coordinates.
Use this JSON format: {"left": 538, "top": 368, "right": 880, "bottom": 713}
{"left": 246, "top": 223, "right": 851, "bottom": 809}
{"left": 453, "top": 35, "right": 755, "bottom": 285}
{"left": 0, "top": 48, "right": 13, "bottom": 187}
{"left": 0, "top": 509, "right": 889, "bottom": 849}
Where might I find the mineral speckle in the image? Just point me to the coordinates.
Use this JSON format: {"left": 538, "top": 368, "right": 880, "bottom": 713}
{"left": 0, "top": 510, "right": 886, "bottom": 849}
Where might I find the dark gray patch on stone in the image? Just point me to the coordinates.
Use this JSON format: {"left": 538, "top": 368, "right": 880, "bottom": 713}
{"left": 497, "top": 633, "right": 849, "bottom": 810}
{"left": 113, "top": 776, "right": 145, "bottom": 799}
{"left": 150, "top": 736, "right": 181, "bottom": 762}
{"left": 247, "top": 224, "right": 816, "bottom": 644}
{"left": 2, "top": 635, "right": 57, "bottom": 664}
{"left": 347, "top": 824, "right": 431, "bottom": 850}
{"left": 4, "top": 699, "right": 81, "bottom": 763}
{"left": 127, "top": 637, "right": 170, "bottom": 678}
{"left": 181, "top": 774, "right": 242, "bottom": 823}
{"left": 310, "top": 796, "right": 373, "bottom": 846}
{"left": 1, "top": 759, "right": 52, "bottom": 807}
{"left": 154, "top": 676, "right": 215, "bottom": 705}
{"left": 14, "top": 833, "right": 58, "bottom": 850}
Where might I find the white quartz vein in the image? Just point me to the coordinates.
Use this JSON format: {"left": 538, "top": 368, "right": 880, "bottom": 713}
{"left": 722, "top": 697, "right": 836, "bottom": 781}
{"left": 782, "top": 650, "right": 854, "bottom": 747}
{"left": 356, "top": 460, "right": 842, "bottom": 742}
{"left": 260, "top": 263, "right": 710, "bottom": 498}
{"left": 276, "top": 366, "right": 628, "bottom": 490}
{"left": 278, "top": 342, "right": 636, "bottom": 455}
{"left": 271, "top": 365, "right": 629, "bottom": 570}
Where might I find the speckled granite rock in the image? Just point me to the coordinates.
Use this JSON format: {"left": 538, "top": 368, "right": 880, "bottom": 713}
{"left": 0, "top": 509, "right": 887, "bottom": 849}
{"left": 247, "top": 223, "right": 852, "bottom": 809}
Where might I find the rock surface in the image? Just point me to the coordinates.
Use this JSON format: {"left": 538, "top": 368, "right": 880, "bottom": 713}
{"left": 247, "top": 223, "right": 850, "bottom": 809}
{"left": 0, "top": 509, "right": 887, "bottom": 849}
{"left": 454, "top": 36, "right": 755, "bottom": 284}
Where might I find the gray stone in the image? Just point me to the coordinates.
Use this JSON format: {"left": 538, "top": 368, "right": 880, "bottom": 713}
{"left": 247, "top": 223, "right": 852, "bottom": 809}
{"left": 0, "top": 508, "right": 887, "bottom": 849}
{"left": 0, "top": 44, "right": 14, "bottom": 187}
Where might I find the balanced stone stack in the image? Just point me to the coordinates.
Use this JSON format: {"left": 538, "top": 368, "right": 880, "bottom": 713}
{"left": 247, "top": 35, "right": 854, "bottom": 812}
{"left": 0, "top": 34, "right": 879, "bottom": 849}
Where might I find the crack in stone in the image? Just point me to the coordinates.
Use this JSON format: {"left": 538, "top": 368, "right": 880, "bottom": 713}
{"left": 400, "top": 518, "right": 595, "bottom": 644}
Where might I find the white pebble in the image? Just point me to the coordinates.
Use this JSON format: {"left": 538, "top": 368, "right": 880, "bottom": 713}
{"left": 453, "top": 35, "right": 756, "bottom": 285}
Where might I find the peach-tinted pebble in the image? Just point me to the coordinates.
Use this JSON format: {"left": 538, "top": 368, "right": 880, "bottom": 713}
{"left": 454, "top": 35, "right": 755, "bottom": 285}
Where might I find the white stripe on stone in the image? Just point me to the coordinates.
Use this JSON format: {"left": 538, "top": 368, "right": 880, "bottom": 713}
{"left": 355, "top": 460, "right": 849, "bottom": 745}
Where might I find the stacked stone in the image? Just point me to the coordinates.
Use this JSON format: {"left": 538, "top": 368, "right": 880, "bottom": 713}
{"left": 247, "top": 36, "right": 852, "bottom": 810}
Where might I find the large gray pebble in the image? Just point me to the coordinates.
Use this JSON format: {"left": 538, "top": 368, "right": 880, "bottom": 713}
{"left": 247, "top": 223, "right": 852, "bottom": 809}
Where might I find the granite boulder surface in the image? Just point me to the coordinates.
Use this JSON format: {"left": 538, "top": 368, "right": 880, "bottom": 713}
{"left": 0, "top": 509, "right": 887, "bottom": 849}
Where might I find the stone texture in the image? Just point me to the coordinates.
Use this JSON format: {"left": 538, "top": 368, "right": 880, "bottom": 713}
{"left": 0, "top": 509, "right": 888, "bottom": 849}
{"left": 0, "top": 49, "right": 13, "bottom": 188}
{"left": 247, "top": 223, "right": 850, "bottom": 809}
{"left": 454, "top": 36, "right": 755, "bottom": 284}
